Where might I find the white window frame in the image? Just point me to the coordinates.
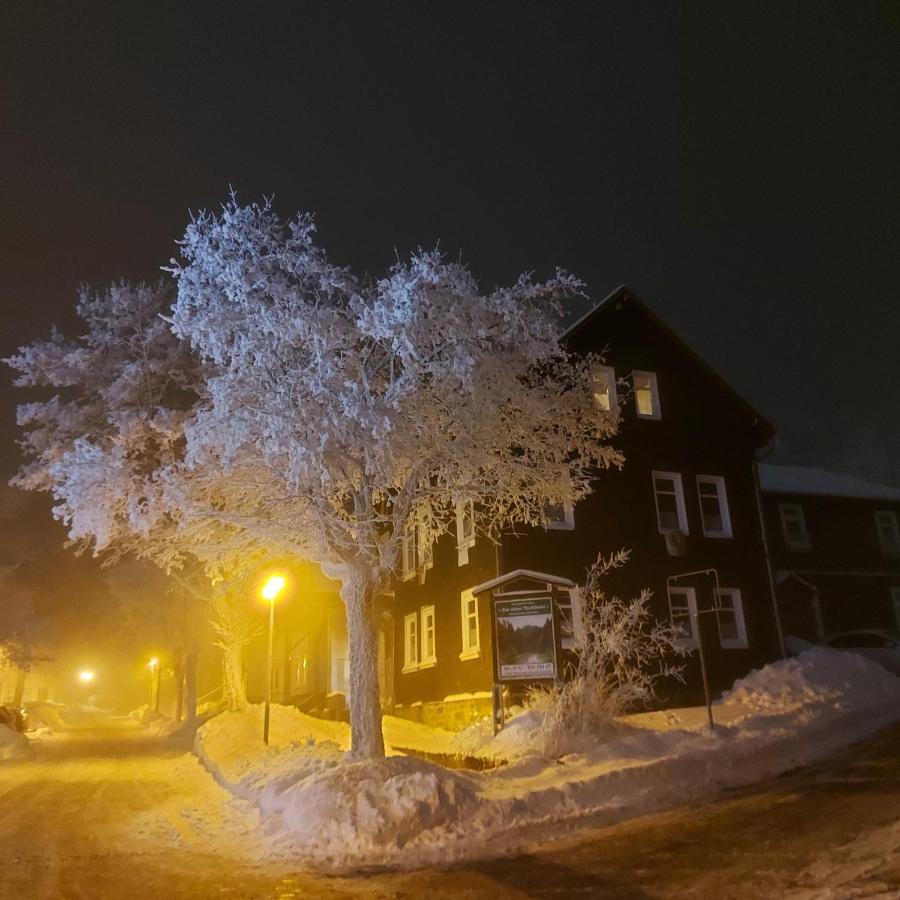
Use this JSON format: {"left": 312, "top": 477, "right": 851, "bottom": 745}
{"left": 715, "top": 588, "right": 748, "bottom": 649}
{"left": 416, "top": 506, "right": 434, "bottom": 573}
{"left": 779, "top": 502, "right": 811, "bottom": 550}
{"left": 633, "top": 370, "right": 661, "bottom": 420}
{"left": 420, "top": 605, "right": 437, "bottom": 667}
{"left": 668, "top": 586, "right": 698, "bottom": 649}
{"left": 543, "top": 467, "right": 575, "bottom": 530}
{"left": 696, "top": 475, "right": 733, "bottom": 539}
{"left": 401, "top": 517, "right": 416, "bottom": 581}
{"left": 459, "top": 589, "right": 481, "bottom": 660}
{"left": 875, "top": 511, "right": 900, "bottom": 557}
{"left": 402, "top": 612, "right": 419, "bottom": 673}
{"left": 890, "top": 586, "right": 900, "bottom": 631}
{"left": 456, "top": 500, "right": 476, "bottom": 566}
{"left": 652, "top": 471, "right": 689, "bottom": 535}
{"left": 592, "top": 364, "right": 618, "bottom": 412}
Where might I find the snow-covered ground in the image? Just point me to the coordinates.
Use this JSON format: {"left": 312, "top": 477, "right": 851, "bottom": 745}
{"left": 0, "top": 724, "right": 30, "bottom": 761}
{"left": 194, "top": 648, "right": 900, "bottom": 870}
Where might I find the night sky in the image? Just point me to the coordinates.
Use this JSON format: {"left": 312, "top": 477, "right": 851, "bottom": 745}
{"left": 2, "top": 2, "right": 899, "bottom": 484}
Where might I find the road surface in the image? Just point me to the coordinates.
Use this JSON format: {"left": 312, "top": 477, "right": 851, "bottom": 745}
{"left": 0, "top": 716, "right": 898, "bottom": 898}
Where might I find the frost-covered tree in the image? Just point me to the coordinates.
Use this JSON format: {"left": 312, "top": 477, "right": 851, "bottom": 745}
{"left": 160, "top": 197, "right": 622, "bottom": 758}
{"left": 210, "top": 580, "right": 261, "bottom": 711}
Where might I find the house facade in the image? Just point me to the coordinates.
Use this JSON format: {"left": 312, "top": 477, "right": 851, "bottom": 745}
{"left": 758, "top": 464, "right": 900, "bottom": 642}
{"left": 391, "top": 287, "right": 784, "bottom": 728}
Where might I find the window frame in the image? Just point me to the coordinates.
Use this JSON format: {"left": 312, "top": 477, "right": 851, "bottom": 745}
{"left": 696, "top": 475, "right": 733, "bottom": 539}
{"left": 592, "top": 364, "right": 618, "bottom": 413}
{"left": 456, "top": 500, "right": 476, "bottom": 566}
{"left": 779, "top": 502, "right": 811, "bottom": 550}
{"left": 668, "top": 586, "right": 698, "bottom": 649}
{"left": 459, "top": 589, "right": 481, "bottom": 660}
{"left": 420, "top": 605, "right": 437, "bottom": 667}
{"left": 875, "top": 510, "right": 900, "bottom": 557}
{"left": 715, "top": 588, "right": 749, "bottom": 649}
{"left": 652, "top": 470, "right": 689, "bottom": 535}
{"left": 402, "top": 612, "right": 419, "bottom": 673}
{"left": 401, "top": 517, "right": 416, "bottom": 581}
{"left": 543, "top": 467, "right": 576, "bottom": 531}
{"left": 633, "top": 370, "right": 662, "bottom": 420}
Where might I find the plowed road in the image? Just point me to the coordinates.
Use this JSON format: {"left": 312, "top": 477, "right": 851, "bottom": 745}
{"left": 1, "top": 716, "right": 898, "bottom": 898}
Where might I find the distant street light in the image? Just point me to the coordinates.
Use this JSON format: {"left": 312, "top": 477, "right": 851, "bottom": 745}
{"left": 261, "top": 575, "right": 287, "bottom": 744}
{"left": 148, "top": 657, "right": 161, "bottom": 712}
{"left": 78, "top": 670, "right": 95, "bottom": 684}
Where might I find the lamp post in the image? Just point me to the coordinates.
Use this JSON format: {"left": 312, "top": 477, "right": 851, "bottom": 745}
{"left": 78, "top": 669, "right": 95, "bottom": 705}
{"left": 261, "top": 575, "right": 286, "bottom": 744}
{"left": 148, "top": 657, "right": 160, "bottom": 712}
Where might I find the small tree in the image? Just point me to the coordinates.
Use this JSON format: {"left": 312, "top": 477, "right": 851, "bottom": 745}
{"left": 159, "top": 196, "right": 622, "bottom": 758}
{"left": 531, "top": 550, "right": 686, "bottom": 758}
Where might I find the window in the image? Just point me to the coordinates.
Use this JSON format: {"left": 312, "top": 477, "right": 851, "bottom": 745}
{"left": 875, "top": 511, "right": 900, "bottom": 557}
{"left": 696, "top": 475, "right": 733, "bottom": 538}
{"left": 668, "top": 586, "right": 698, "bottom": 648}
{"left": 653, "top": 471, "right": 688, "bottom": 534}
{"left": 401, "top": 517, "right": 416, "bottom": 580}
{"left": 779, "top": 503, "right": 811, "bottom": 550}
{"left": 420, "top": 605, "right": 437, "bottom": 666}
{"left": 592, "top": 364, "right": 618, "bottom": 412}
{"left": 417, "top": 507, "right": 434, "bottom": 572}
{"left": 456, "top": 500, "right": 476, "bottom": 566}
{"left": 459, "top": 589, "right": 481, "bottom": 660}
{"left": 715, "top": 588, "right": 748, "bottom": 649}
{"left": 543, "top": 467, "right": 575, "bottom": 530}
{"left": 633, "top": 370, "right": 661, "bottom": 419}
{"left": 403, "top": 613, "right": 419, "bottom": 672}
{"left": 891, "top": 587, "right": 900, "bottom": 631}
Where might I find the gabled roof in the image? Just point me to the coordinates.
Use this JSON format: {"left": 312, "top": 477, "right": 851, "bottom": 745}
{"left": 471, "top": 569, "right": 575, "bottom": 596}
{"left": 759, "top": 463, "right": 900, "bottom": 501}
{"left": 563, "top": 285, "right": 776, "bottom": 441}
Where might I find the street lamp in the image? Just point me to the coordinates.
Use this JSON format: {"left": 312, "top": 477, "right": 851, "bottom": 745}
{"left": 261, "top": 574, "right": 287, "bottom": 744}
{"left": 148, "top": 657, "right": 161, "bottom": 712}
{"left": 78, "top": 670, "right": 95, "bottom": 684}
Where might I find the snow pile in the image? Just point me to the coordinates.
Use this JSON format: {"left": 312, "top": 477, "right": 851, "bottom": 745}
{"left": 0, "top": 724, "right": 31, "bottom": 761}
{"left": 195, "top": 649, "right": 900, "bottom": 869}
{"left": 24, "top": 702, "right": 63, "bottom": 734}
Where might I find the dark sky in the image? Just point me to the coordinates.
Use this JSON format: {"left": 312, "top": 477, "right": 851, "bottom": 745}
{"left": 2, "top": 2, "right": 899, "bottom": 483}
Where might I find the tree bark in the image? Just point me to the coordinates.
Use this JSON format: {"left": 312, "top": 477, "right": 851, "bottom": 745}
{"left": 222, "top": 641, "right": 247, "bottom": 711}
{"left": 341, "top": 567, "right": 385, "bottom": 758}
{"left": 12, "top": 669, "right": 26, "bottom": 708}
{"left": 173, "top": 652, "right": 185, "bottom": 723}
{"left": 183, "top": 646, "right": 198, "bottom": 722}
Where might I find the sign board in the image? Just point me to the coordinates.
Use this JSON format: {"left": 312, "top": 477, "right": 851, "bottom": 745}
{"left": 493, "top": 594, "right": 558, "bottom": 682}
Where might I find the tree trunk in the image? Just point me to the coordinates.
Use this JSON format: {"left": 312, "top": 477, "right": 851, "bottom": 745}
{"left": 173, "top": 653, "right": 185, "bottom": 723}
{"left": 222, "top": 641, "right": 247, "bottom": 711}
{"left": 341, "top": 567, "right": 385, "bottom": 758}
{"left": 183, "top": 646, "right": 198, "bottom": 723}
{"left": 12, "top": 669, "right": 26, "bottom": 708}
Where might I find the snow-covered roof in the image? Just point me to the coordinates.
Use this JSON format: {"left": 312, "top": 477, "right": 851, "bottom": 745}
{"left": 759, "top": 464, "right": 900, "bottom": 501}
{"left": 471, "top": 569, "right": 575, "bottom": 596}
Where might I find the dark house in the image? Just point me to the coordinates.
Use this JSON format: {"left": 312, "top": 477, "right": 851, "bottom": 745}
{"left": 391, "top": 286, "right": 784, "bottom": 728}
{"left": 758, "top": 464, "right": 900, "bottom": 643}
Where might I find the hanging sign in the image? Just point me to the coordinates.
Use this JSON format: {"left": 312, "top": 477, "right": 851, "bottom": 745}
{"left": 493, "top": 594, "right": 558, "bottom": 682}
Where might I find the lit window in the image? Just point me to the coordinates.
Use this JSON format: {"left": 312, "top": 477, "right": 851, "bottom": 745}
{"left": 633, "top": 370, "right": 661, "bottom": 419}
{"left": 592, "top": 364, "right": 618, "bottom": 412}
{"left": 696, "top": 475, "right": 733, "bottom": 538}
{"left": 459, "top": 589, "right": 480, "bottom": 660}
{"left": 715, "top": 588, "right": 748, "bottom": 649}
{"left": 543, "top": 468, "right": 575, "bottom": 530}
{"left": 401, "top": 517, "right": 416, "bottom": 580}
{"left": 668, "top": 586, "right": 698, "bottom": 648}
{"left": 403, "top": 612, "right": 418, "bottom": 672}
{"left": 875, "top": 511, "right": 900, "bottom": 557}
{"left": 653, "top": 471, "right": 688, "bottom": 534}
{"left": 779, "top": 503, "right": 811, "bottom": 550}
{"left": 456, "top": 500, "right": 476, "bottom": 566}
{"left": 420, "top": 605, "right": 436, "bottom": 665}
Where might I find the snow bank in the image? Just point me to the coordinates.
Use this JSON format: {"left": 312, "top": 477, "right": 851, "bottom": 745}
{"left": 0, "top": 724, "right": 31, "bottom": 761}
{"left": 196, "top": 649, "right": 900, "bottom": 869}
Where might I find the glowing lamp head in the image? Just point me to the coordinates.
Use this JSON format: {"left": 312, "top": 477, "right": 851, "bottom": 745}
{"left": 261, "top": 575, "right": 286, "bottom": 602}
{"left": 148, "top": 657, "right": 159, "bottom": 670}
{"left": 78, "top": 670, "right": 95, "bottom": 684}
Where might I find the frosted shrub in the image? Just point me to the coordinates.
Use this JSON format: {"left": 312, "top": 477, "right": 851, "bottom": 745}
{"left": 532, "top": 551, "right": 686, "bottom": 757}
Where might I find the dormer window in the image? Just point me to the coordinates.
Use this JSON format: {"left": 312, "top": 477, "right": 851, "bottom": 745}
{"left": 633, "top": 371, "right": 661, "bottom": 419}
{"left": 592, "top": 364, "right": 618, "bottom": 412}
{"left": 779, "top": 503, "right": 811, "bottom": 550}
{"left": 875, "top": 511, "right": 900, "bottom": 557}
